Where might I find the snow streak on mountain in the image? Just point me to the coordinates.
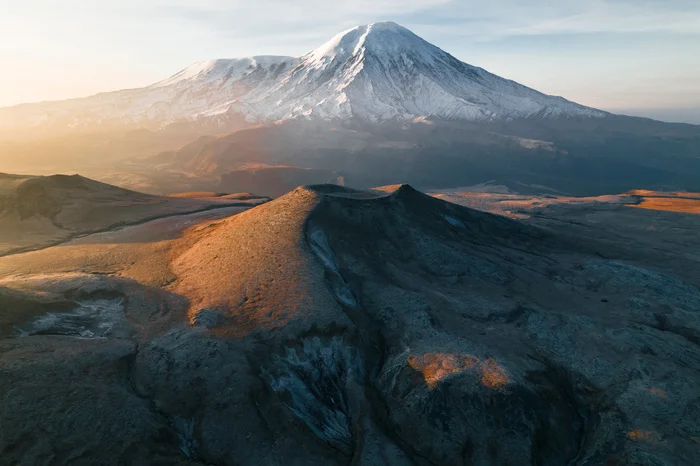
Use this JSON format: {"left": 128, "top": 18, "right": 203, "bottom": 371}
{"left": 0, "top": 22, "right": 605, "bottom": 133}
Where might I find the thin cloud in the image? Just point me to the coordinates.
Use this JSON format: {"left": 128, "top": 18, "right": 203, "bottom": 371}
{"left": 502, "top": 5, "right": 700, "bottom": 37}
{"left": 399, "top": 1, "right": 700, "bottom": 41}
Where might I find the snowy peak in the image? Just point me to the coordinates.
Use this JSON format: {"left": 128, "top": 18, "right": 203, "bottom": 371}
{"left": 0, "top": 22, "right": 606, "bottom": 134}
{"left": 249, "top": 21, "right": 604, "bottom": 122}
{"left": 302, "top": 22, "right": 428, "bottom": 68}
{"left": 298, "top": 21, "right": 456, "bottom": 85}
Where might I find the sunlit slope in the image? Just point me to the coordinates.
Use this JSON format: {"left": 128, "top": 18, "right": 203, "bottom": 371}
{"left": 0, "top": 173, "right": 256, "bottom": 255}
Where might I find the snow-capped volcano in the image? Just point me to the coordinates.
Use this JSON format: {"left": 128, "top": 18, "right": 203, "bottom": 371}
{"left": 0, "top": 22, "right": 605, "bottom": 134}
{"left": 244, "top": 21, "right": 603, "bottom": 121}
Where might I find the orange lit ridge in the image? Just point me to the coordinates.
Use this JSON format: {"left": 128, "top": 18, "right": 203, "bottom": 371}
{"left": 647, "top": 387, "right": 667, "bottom": 398}
{"left": 626, "top": 430, "right": 660, "bottom": 443}
{"left": 408, "top": 353, "right": 509, "bottom": 390}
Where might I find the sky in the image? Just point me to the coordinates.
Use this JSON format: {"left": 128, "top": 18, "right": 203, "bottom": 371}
{"left": 1, "top": 0, "right": 699, "bottom": 123}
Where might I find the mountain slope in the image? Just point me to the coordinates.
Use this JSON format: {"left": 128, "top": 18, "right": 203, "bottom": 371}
{"left": 151, "top": 115, "right": 700, "bottom": 196}
{"left": 0, "top": 22, "right": 605, "bottom": 137}
{"left": 0, "top": 56, "right": 296, "bottom": 138}
{"left": 0, "top": 173, "right": 266, "bottom": 255}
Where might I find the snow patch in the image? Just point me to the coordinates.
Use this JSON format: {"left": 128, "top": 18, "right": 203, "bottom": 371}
{"left": 261, "top": 337, "right": 364, "bottom": 453}
{"left": 14, "top": 298, "right": 127, "bottom": 339}
{"left": 443, "top": 215, "right": 465, "bottom": 228}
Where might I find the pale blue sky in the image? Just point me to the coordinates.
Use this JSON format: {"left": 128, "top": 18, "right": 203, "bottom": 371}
{"left": 2, "top": 0, "right": 699, "bottom": 122}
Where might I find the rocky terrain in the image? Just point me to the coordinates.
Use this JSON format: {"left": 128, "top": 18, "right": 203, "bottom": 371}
{"left": 1, "top": 183, "right": 699, "bottom": 465}
{"left": 0, "top": 173, "right": 268, "bottom": 255}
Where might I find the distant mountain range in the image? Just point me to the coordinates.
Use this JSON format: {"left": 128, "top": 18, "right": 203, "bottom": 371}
{"left": 0, "top": 22, "right": 698, "bottom": 196}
